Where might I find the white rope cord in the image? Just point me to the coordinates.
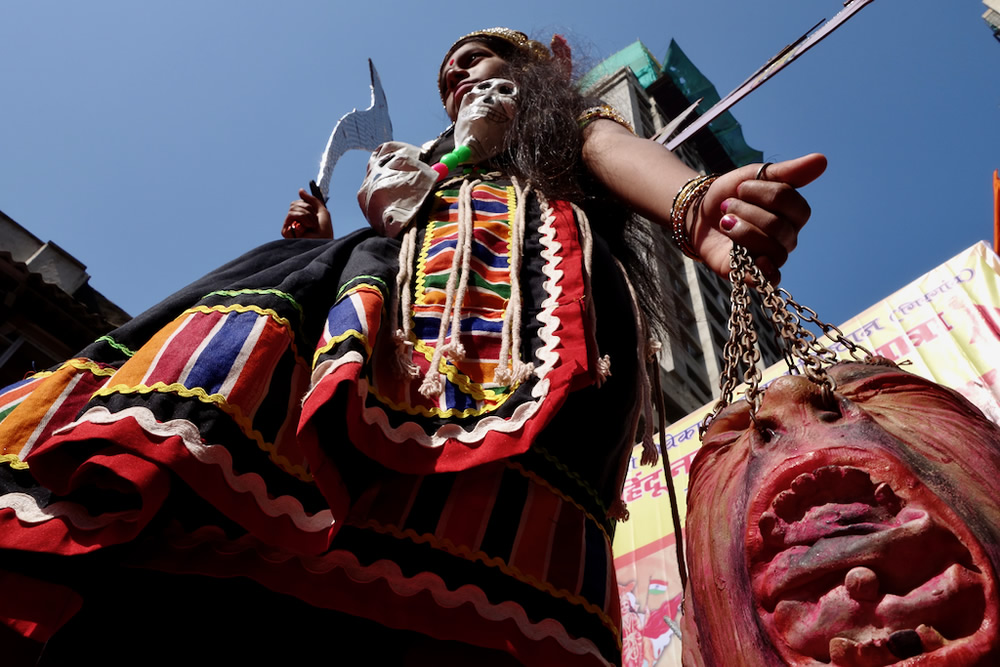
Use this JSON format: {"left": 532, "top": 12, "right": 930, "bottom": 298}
{"left": 419, "top": 178, "right": 479, "bottom": 397}
{"left": 570, "top": 202, "right": 610, "bottom": 386}
{"left": 510, "top": 181, "right": 534, "bottom": 383}
{"left": 614, "top": 257, "right": 658, "bottom": 466}
{"left": 393, "top": 224, "right": 420, "bottom": 377}
{"left": 442, "top": 177, "right": 478, "bottom": 363}
{"left": 511, "top": 187, "right": 533, "bottom": 382}
{"left": 495, "top": 178, "right": 533, "bottom": 385}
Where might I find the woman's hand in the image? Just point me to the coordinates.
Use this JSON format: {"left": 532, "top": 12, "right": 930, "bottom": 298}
{"left": 690, "top": 154, "right": 827, "bottom": 283}
{"left": 582, "top": 120, "right": 825, "bottom": 283}
{"left": 281, "top": 188, "right": 333, "bottom": 239}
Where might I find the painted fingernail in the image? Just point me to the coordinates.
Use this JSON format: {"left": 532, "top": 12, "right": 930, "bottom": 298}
{"left": 720, "top": 214, "right": 738, "bottom": 231}
{"left": 720, "top": 199, "right": 731, "bottom": 214}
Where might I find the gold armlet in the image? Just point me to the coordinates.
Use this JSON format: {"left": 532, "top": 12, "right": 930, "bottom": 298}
{"left": 577, "top": 105, "right": 634, "bottom": 134}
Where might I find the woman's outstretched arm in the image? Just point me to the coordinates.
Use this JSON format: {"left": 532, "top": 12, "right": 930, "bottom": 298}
{"left": 581, "top": 119, "right": 826, "bottom": 283}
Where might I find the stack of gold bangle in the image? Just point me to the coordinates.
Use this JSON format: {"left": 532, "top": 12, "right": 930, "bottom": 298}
{"left": 670, "top": 174, "right": 718, "bottom": 261}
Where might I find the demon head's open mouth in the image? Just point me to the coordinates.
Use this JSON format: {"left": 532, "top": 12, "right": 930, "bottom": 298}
{"left": 747, "top": 461, "right": 998, "bottom": 666}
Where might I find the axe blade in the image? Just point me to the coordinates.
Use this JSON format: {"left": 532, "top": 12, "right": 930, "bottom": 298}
{"left": 314, "top": 59, "right": 393, "bottom": 200}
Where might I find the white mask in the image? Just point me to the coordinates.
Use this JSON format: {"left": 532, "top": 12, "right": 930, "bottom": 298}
{"left": 357, "top": 141, "right": 437, "bottom": 238}
{"left": 454, "top": 78, "right": 518, "bottom": 165}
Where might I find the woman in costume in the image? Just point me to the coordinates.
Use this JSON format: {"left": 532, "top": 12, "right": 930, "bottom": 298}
{"left": 0, "top": 28, "right": 822, "bottom": 665}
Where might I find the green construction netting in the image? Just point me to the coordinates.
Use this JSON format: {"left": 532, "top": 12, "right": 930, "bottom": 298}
{"left": 579, "top": 39, "right": 762, "bottom": 167}
{"left": 578, "top": 40, "right": 662, "bottom": 90}
{"left": 662, "top": 39, "right": 762, "bottom": 167}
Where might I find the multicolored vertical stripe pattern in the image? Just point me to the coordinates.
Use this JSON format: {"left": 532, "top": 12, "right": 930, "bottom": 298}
{"left": 345, "top": 459, "right": 620, "bottom": 638}
{"left": 314, "top": 283, "right": 385, "bottom": 365}
{"left": 369, "top": 183, "right": 518, "bottom": 415}
{"left": 0, "top": 361, "right": 116, "bottom": 467}
{"left": 128, "top": 456, "right": 623, "bottom": 665}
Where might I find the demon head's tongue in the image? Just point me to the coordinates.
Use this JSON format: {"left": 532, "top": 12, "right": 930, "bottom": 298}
{"left": 751, "top": 463, "right": 990, "bottom": 667}
{"left": 756, "top": 465, "right": 905, "bottom": 566}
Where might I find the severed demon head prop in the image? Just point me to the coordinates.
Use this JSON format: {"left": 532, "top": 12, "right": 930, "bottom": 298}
{"left": 357, "top": 141, "right": 437, "bottom": 238}
{"left": 454, "top": 78, "right": 518, "bottom": 165}
{"left": 682, "top": 362, "right": 1000, "bottom": 666}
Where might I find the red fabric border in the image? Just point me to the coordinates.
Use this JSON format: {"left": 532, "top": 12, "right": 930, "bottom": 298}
{"left": 0, "top": 569, "right": 82, "bottom": 642}
{"left": 27, "top": 416, "right": 343, "bottom": 556}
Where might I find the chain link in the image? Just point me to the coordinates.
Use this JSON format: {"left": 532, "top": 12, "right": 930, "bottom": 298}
{"left": 700, "top": 244, "right": 877, "bottom": 437}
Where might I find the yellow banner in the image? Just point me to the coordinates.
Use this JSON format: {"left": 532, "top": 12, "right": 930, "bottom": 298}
{"left": 613, "top": 241, "right": 1000, "bottom": 666}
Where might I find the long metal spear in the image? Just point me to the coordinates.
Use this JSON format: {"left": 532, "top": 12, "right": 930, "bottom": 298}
{"left": 662, "top": 0, "right": 875, "bottom": 150}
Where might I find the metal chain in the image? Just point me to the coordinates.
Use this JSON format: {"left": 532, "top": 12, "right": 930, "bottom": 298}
{"left": 701, "top": 244, "right": 877, "bottom": 436}
{"left": 702, "top": 246, "right": 762, "bottom": 433}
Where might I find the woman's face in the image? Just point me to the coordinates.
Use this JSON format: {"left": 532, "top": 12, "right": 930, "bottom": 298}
{"left": 441, "top": 41, "right": 509, "bottom": 121}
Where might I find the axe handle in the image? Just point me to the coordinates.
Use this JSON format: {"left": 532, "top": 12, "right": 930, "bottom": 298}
{"left": 309, "top": 180, "right": 327, "bottom": 203}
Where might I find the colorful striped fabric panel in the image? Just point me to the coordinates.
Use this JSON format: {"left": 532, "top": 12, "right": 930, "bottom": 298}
{"left": 0, "top": 361, "right": 116, "bottom": 468}
{"left": 98, "top": 302, "right": 311, "bottom": 478}
{"left": 367, "top": 183, "right": 518, "bottom": 415}
{"left": 0, "top": 288, "right": 334, "bottom": 557}
{"left": 314, "top": 284, "right": 384, "bottom": 365}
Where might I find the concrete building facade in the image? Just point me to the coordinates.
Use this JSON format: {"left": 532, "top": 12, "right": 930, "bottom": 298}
{"left": 985, "top": 0, "right": 1000, "bottom": 41}
{"left": 0, "top": 210, "right": 129, "bottom": 386}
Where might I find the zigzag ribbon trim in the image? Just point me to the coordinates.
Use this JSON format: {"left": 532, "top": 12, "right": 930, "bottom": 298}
{"left": 158, "top": 526, "right": 617, "bottom": 660}
{"left": 0, "top": 454, "right": 28, "bottom": 470}
{"left": 95, "top": 336, "right": 137, "bottom": 358}
{"left": 348, "top": 518, "right": 621, "bottom": 640}
{"left": 504, "top": 460, "right": 611, "bottom": 543}
{"left": 336, "top": 274, "right": 388, "bottom": 300}
{"left": 63, "top": 406, "right": 332, "bottom": 532}
{"left": 529, "top": 444, "right": 608, "bottom": 515}
{"left": 0, "top": 491, "right": 136, "bottom": 529}
{"left": 203, "top": 288, "right": 304, "bottom": 320}
{"left": 91, "top": 382, "right": 312, "bottom": 482}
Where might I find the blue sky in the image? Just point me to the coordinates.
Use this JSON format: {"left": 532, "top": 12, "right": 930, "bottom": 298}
{"left": 2, "top": 1, "right": 997, "bottom": 330}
